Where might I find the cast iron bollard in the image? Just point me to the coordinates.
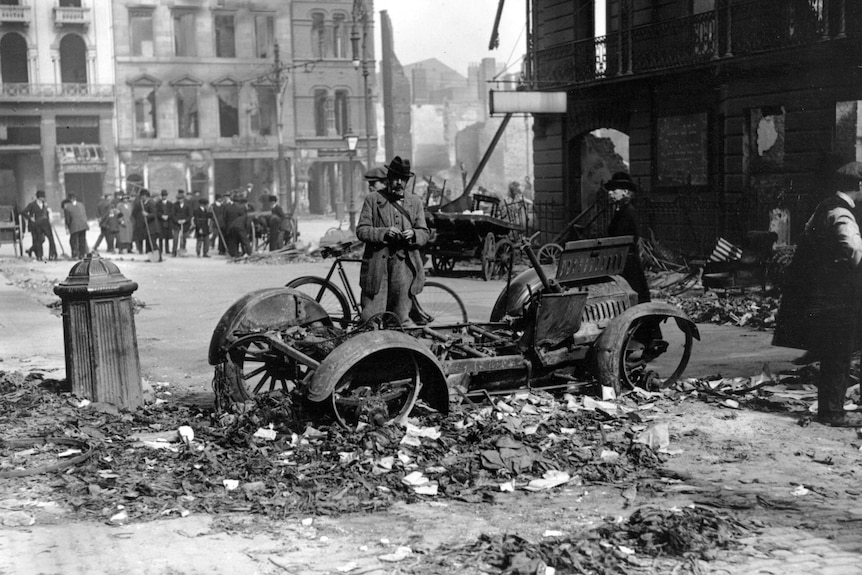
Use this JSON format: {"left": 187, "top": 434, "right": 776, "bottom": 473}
{"left": 54, "top": 252, "right": 143, "bottom": 409}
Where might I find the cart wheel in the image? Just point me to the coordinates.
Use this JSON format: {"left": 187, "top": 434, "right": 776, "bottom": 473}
{"left": 431, "top": 255, "right": 455, "bottom": 273}
{"left": 286, "top": 276, "right": 352, "bottom": 329}
{"left": 330, "top": 349, "right": 423, "bottom": 428}
{"left": 413, "top": 281, "right": 468, "bottom": 325}
{"left": 618, "top": 317, "right": 693, "bottom": 394}
{"left": 538, "top": 243, "right": 563, "bottom": 266}
{"left": 224, "top": 333, "right": 312, "bottom": 402}
{"left": 493, "top": 239, "right": 513, "bottom": 278}
{"left": 481, "top": 233, "right": 496, "bottom": 281}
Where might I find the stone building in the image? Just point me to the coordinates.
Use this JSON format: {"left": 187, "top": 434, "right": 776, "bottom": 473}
{"left": 292, "top": 0, "right": 378, "bottom": 220}
{"left": 0, "top": 0, "right": 116, "bottom": 216}
{"left": 526, "top": 0, "right": 862, "bottom": 253}
{"left": 111, "top": 0, "right": 294, "bottom": 209}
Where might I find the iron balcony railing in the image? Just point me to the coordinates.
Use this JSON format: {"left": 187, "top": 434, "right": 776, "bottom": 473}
{"left": 57, "top": 144, "right": 106, "bottom": 165}
{"left": 533, "top": 0, "right": 858, "bottom": 88}
{"left": 0, "top": 84, "right": 115, "bottom": 99}
{"left": 0, "top": 5, "right": 30, "bottom": 24}
{"left": 53, "top": 6, "right": 91, "bottom": 27}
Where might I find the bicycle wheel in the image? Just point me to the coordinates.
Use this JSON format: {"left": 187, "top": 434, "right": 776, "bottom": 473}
{"left": 414, "top": 281, "right": 468, "bottom": 326}
{"left": 286, "top": 276, "right": 352, "bottom": 329}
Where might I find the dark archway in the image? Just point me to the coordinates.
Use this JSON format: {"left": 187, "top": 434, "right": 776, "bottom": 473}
{"left": 0, "top": 32, "right": 29, "bottom": 83}
{"left": 60, "top": 34, "right": 87, "bottom": 84}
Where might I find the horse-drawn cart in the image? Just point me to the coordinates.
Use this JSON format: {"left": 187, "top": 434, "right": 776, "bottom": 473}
{"left": 425, "top": 193, "right": 529, "bottom": 280}
{"left": 209, "top": 235, "right": 699, "bottom": 429}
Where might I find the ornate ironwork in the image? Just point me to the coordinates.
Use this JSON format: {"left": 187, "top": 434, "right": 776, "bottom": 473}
{"left": 533, "top": 0, "right": 857, "bottom": 89}
{"left": 0, "top": 84, "right": 115, "bottom": 99}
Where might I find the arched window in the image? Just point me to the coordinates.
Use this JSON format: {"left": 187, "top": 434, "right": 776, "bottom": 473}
{"left": 0, "top": 32, "right": 29, "bottom": 84}
{"left": 332, "top": 13, "right": 348, "bottom": 59}
{"left": 311, "top": 13, "right": 325, "bottom": 58}
{"left": 314, "top": 89, "right": 328, "bottom": 137}
{"left": 334, "top": 89, "right": 349, "bottom": 136}
{"left": 60, "top": 34, "right": 87, "bottom": 84}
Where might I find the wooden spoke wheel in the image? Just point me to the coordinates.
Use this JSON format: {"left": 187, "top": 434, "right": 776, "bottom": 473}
{"left": 493, "top": 239, "right": 514, "bottom": 279}
{"left": 537, "top": 243, "right": 563, "bottom": 267}
{"left": 481, "top": 233, "right": 496, "bottom": 281}
{"left": 431, "top": 255, "right": 456, "bottom": 273}
{"left": 225, "top": 334, "right": 311, "bottom": 401}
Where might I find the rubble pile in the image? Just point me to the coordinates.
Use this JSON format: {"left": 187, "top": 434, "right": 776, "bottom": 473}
{"left": 409, "top": 505, "right": 750, "bottom": 574}
{"left": 1, "top": 373, "right": 669, "bottom": 524}
{"left": 662, "top": 291, "right": 780, "bottom": 330}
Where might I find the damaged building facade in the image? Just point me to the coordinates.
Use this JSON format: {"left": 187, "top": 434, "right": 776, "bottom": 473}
{"left": 1, "top": 0, "right": 378, "bottom": 216}
{"left": 526, "top": 0, "right": 862, "bottom": 253}
{"left": 0, "top": 1, "right": 117, "bottom": 217}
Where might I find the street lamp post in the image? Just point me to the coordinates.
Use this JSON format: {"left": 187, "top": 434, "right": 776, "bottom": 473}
{"left": 351, "top": 0, "right": 373, "bottom": 167}
{"left": 344, "top": 130, "right": 359, "bottom": 231}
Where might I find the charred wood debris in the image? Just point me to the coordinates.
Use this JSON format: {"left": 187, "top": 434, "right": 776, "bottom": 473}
{"left": 9, "top": 365, "right": 835, "bottom": 574}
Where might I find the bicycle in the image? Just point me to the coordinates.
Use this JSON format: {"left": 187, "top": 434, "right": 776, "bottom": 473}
{"left": 286, "top": 240, "right": 468, "bottom": 329}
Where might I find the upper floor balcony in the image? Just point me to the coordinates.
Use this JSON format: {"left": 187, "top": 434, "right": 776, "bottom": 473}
{"left": 532, "top": 0, "right": 860, "bottom": 89}
{"left": 53, "top": 5, "right": 90, "bottom": 28}
{"left": 0, "top": 83, "right": 114, "bottom": 102}
{"left": 0, "top": 4, "right": 31, "bottom": 25}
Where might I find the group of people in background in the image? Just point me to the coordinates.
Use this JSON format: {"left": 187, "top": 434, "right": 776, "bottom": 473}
{"left": 21, "top": 187, "right": 295, "bottom": 262}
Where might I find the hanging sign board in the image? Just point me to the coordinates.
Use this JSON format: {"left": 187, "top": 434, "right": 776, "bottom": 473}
{"left": 490, "top": 91, "right": 567, "bottom": 114}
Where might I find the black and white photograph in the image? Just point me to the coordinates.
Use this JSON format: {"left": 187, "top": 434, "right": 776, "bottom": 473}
{"left": 1, "top": 1, "right": 862, "bottom": 573}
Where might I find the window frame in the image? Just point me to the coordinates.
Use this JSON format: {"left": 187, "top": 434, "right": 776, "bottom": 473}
{"left": 129, "top": 8, "right": 155, "bottom": 57}
{"left": 214, "top": 12, "right": 237, "bottom": 58}
{"left": 173, "top": 10, "right": 197, "bottom": 58}
{"left": 254, "top": 13, "right": 276, "bottom": 59}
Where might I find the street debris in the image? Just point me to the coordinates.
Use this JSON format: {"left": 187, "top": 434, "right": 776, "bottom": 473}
{"left": 408, "top": 504, "right": 752, "bottom": 574}
{"left": 1, "top": 370, "right": 675, "bottom": 524}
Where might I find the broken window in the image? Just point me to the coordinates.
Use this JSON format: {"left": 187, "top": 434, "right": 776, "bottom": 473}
{"left": 173, "top": 11, "right": 197, "bottom": 57}
{"left": 251, "top": 86, "right": 276, "bottom": 136}
{"left": 133, "top": 86, "right": 157, "bottom": 138}
{"left": 314, "top": 89, "right": 328, "bottom": 136}
{"left": 332, "top": 13, "right": 348, "bottom": 59}
{"left": 254, "top": 14, "right": 275, "bottom": 59}
{"left": 311, "top": 13, "right": 325, "bottom": 58}
{"left": 217, "top": 85, "right": 239, "bottom": 137}
{"left": 334, "top": 89, "right": 349, "bottom": 136}
{"left": 214, "top": 14, "right": 236, "bottom": 58}
{"left": 130, "top": 9, "right": 154, "bottom": 57}
{"left": 0, "top": 32, "right": 28, "bottom": 84}
{"left": 59, "top": 34, "right": 87, "bottom": 84}
{"left": 176, "top": 85, "right": 199, "bottom": 138}
{"left": 749, "top": 106, "right": 785, "bottom": 168}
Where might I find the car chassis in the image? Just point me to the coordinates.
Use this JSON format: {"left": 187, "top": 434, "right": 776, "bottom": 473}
{"left": 209, "top": 236, "right": 699, "bottom": 428}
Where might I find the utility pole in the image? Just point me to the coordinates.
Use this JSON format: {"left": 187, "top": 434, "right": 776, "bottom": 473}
{"left": 273, "top": 43, "right": 291, "bottom": 214}
{"left": 351, "top": 0, "right": 374, "bottom": 167}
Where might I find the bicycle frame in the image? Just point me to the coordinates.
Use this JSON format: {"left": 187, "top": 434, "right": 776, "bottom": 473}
{"left": 318, "top": 256, "right": 363, "bottom": 319}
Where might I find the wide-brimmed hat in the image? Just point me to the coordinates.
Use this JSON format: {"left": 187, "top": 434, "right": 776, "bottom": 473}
{"left": 363, "top": 167, "right": 387, "bottom": 182}
{"left": 385, "top": 156, "right": 414, "bottom": 179}
{"left": 603, "top": 172, "right": 638, "bottom": 192}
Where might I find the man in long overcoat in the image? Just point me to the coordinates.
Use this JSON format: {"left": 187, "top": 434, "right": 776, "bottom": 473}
{"left": 773, "top": 168, "right": 862, "bottom": 427}
{"left": 170, "top": 189, "right": 194, "bottom": 256}
{"left": 132, "top": 189, "right": 159, "bottom": 254}
{"left": 355, "top": 157, "right": 429, "bottom": 326}
{"left": 63, "top": 193, "right": 89, "bottom": 259}
{"left": 21, "top": 190, "right": 55, "bottom": 261}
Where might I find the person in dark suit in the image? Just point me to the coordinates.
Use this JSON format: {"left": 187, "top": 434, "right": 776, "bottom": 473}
{"left": 225, "top": 197, "right": 251, "bottom": 257}
{"left": 132, "top": 189, "right": 159, "bottom": 255}
{"left": 355, "top": 157, "right": 429, "bottom": 326}
{"left": 156, "top": 189, "right": 172, "bottom": 255}
{"left": 63, "top": 193, "right": 89, "bottom": 259}
{"left": 210, "top": 194, "right": 228, "bottom": 255}
{"left": 170, "top": 189, "right": 194, "bottom": 256}
{"left": 773, "top": 167, "right": 862, "bottom": 427}
{"left": 192, "top": 197, "right": 211, "bottom": 257}
{"left": 92, "top": 192, "right": 114, "bottom": 251}
{"left": 21, "top": 190, "right": 56, "bottom": 261}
